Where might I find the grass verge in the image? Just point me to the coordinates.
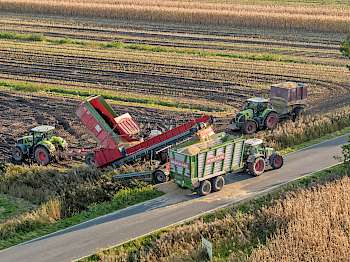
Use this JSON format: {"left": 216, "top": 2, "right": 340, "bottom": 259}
{"left": 0, "top": 194, "right": 35, "bottom": 222}
{"left": 0, "top": 186, "right": 163, "bottom": 250}
{"left": 83, "top": 163, "right": 349, "bottom": 261}
{"left": 279, "top": 126, "right": 350, "bottom": 155}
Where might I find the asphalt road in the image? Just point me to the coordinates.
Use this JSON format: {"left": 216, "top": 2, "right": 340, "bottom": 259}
{"left": 0, "top": 134, "right": 348, "bottom": 262}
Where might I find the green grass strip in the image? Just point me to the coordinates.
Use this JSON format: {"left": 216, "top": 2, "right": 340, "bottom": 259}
{"left": 0, "top": 186, "right": 163, "bottom": 250}
{"left": 0, "top": 194, "right": 35, "bottom": 222}
{"left": 0, "top": 80, "right": 223, "bottom": 112}
{"left": 0, "top": 31, "right": 304, "bottom": 64}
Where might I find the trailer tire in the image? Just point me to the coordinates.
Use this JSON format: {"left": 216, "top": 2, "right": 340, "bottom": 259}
{"left": 243, "top": 120, "right": 257, "bottom": 134}
{"left": 85, "top": 152, "right": 96, "bottom": 166}
{"left": 265, "top": 112, "right": 279, "bottom": 130}
{"left": 292, "top": 107, "right": 304, "bottom": 122}
{"left": 270, "top": 154, "right": 284, "bottom": 169}
{"left": 248, "top": 157, "right": 265, "bottom": 176}
{"left": 198, "top": 180, "right": 212, "bottom": 196}
{"left": 153, "top": 170, "right": 168, "bottom": 184}
{"left": 211, "top": 176, "right": 225, "bottom": 192}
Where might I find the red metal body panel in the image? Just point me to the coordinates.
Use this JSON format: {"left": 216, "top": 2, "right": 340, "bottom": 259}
{"left": 126, "top": 115, "right": 210, "bottom": 155}
{"left": 89, "top": 97, "right": 140, "bottom": 142}
{"left": 114, "top": 113, "right": 141, "bottom": 142}
{"left": 95, "top": 148, "right": 123, "bottom": 167}
{"left": 76, "top": 103, "right": 115, "bottom": 149}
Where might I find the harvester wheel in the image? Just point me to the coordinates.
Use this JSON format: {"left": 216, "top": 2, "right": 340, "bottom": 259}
{"left": 265, "top": 112, "right": 279, "bottom": 130}
{"left": 198, "top": 180, "right": 212, "bottom": 196}
{"left": 12, "top": 146, "right": 24, "bottom": 163}
{"left": 85, "top": 152, "right": 96, "bottom": 166}
{"left": 270, "top": 154, "right": 284, "bottom": 169}
{"left": 34, "top": 146, "right": 51, "bottom": 166}
{"left": 248, "top": 157, "right": 266, "bottom": 176}
{"left": 211, "top": 176, "right": 225, "bottom": 192}
{"left": 243, "top": 120, "right": 257, "bottom": 134}
{"left": 153, "top": 170, "right": 168, "bottom": 184}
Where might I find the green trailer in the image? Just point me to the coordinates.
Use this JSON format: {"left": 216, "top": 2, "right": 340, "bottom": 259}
{"left": 170, "top": 133, "right": 283, "bottom": 196}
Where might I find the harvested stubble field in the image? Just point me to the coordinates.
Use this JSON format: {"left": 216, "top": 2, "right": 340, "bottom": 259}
{"left": 0, "top": 91, "right": 196, "bottom": 162}
{"left": 0, "top": 2, "right": 349, "bottom": 163}
{"left": 0, "top": 14, "right": 349, "bottom": 106}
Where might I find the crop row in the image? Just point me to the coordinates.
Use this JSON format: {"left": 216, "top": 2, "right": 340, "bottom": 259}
{"left": 0, "top": 0, "right": 349, "bottom": 32}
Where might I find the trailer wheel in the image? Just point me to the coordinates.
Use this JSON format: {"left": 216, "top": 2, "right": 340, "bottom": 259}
{"left": 248, "top": 157, "right": 265, "bottom": 176}
{"left": 211, "top": 176, "right": 225, "bottom": 192}
{"left": 12, "top": 146, "right": 24, "bottom": 163}
{"left": 198, "top": 180, "right": 212, "bottom": 196}
{"left": 265, "top": 112, "right": 279, "bottom": 130}
{"left": 243, "top": 120, "right": 257, "bottom": 134}
{"left": 270, "top": 154, "right": 284, "bottom": 169}
{"left": 85, "top": 152, "right": 96, "bottom": 166}
{"left": 34, "top": 146, "right": 51, "bottom": 166}
{"left": 153, "top": 170, "right": 168, "bottom": 184}
{"left": 292, "top": 107, "right": 304, "bottom": 122}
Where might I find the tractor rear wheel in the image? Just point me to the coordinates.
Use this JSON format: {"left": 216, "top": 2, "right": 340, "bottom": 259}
{"left": 265, "top": 112, "right": 279, "bottom": 130}
{"left": 34, "top": 146, "right": 51, "bottom": 166}
{"left": 270, "top": 154, "right": 284, "bottom": 169}
{"left": 248, "top": 157, "right": 266, "bottom": 176}
{"left": 243, "top": 120, "right": 257, "bottom": 134}
{"left": 153, "top": 170, "right": 168, "bottom": 184}
{"left": 12, "top": 146, "right": 24, "bottom": 163}
{"left": 211, "top": 176, "right": 225, "bottom": 192}
{"left": 198, "top": 180, "right": 212, "bottom": 196}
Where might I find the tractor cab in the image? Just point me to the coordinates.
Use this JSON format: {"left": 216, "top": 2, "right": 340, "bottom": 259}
{"left": 29, "top": 125, "right": 55, "bottom": 143}
{"left": 244, "top": 138, "right": 274, "bottom": 159}
{"left": 243, "top": 97, "right": 270, "bottom": 114}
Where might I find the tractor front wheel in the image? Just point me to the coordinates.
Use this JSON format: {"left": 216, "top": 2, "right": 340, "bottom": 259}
{"left": 198, "top": 180, "right": 212, "bottom": 196}
{"left": 34, "top": 146, "right": 51, "bottom": 165}
{"left": 243, "top": 120, "right": 257, "bottom": 134}
{"left": 12, "top": 146, "right": 24, "bottom": 163}
{"left": 211, "top": 176, "right": 225, "bottom": 192}
{"left": 270, "top": 154, "right": 284, "bottom": 169}
{"left": 248, "top": 157, "right": 266, "bottom": 176}
{"left": 265, "top": 112, "right": 279, "bottom": 130}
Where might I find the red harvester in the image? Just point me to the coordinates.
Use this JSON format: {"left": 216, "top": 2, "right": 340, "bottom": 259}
{"left": 76, "top": 96, "right": 212, "bottom": 173}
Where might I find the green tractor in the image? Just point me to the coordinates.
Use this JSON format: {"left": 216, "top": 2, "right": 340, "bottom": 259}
{"left": 229, "top": 82, "right": 307, "bottom": 134}
{"left": 12, "top": 125, "right": 67, "bottom": 165}
{"left": 244, "top": 138, "right": 284, "bottom": 176}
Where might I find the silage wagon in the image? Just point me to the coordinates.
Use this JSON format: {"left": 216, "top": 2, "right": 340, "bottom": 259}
{"left": 170, "top": 133, "right": 283, "bottom": 195}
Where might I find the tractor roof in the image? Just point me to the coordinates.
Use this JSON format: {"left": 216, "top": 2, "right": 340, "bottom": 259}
{"left": 245, "top": 138, "right": 263, "bottom": 146}
{"left": 31, "top": 125, "right": 55, "bottom": 133}
{"left": 247, "top": 97, "right": 269, "bottom": 103}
